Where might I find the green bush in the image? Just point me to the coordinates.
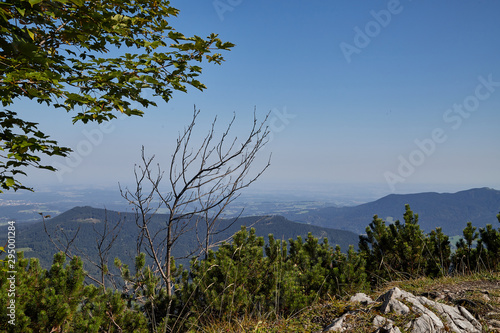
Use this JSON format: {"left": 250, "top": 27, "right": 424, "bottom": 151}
{"left": 2, "top": 207, "right": 499, "bottom": 332}
{"left": 0, "top": 252, "right": 148, "bottom": 333}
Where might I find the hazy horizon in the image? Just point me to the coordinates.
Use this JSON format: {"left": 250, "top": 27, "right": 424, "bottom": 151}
{"left": 5, "top": 1, "right": 500, "bottom": 196}
{"left": 2, "top": 181, "right": 497, "bottom": 205}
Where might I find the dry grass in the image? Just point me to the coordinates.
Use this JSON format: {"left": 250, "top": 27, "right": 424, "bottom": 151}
{"left": 195, "top": 272, "right": 500, "bottom": 332}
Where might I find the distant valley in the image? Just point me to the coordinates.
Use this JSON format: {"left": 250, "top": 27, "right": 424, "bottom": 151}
{"left": 0, "top": 189, "right": 344, "bottom": 225}
{"left": 0, "top": 183, "right": 385, "bottom": 224}
{"left": 3, "top": 186, "right": 500, "bottom": 237}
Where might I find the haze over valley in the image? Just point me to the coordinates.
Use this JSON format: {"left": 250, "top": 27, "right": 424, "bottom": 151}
{"left": 3, "top": 185, "right": 499, "bottom": 237}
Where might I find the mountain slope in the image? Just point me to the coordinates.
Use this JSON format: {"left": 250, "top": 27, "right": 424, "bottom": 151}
{"left": 285, "top": 187, "right": 500, "bottom": 236}
{"left": 14, "top": 206, "right": 359, "bottom": 274}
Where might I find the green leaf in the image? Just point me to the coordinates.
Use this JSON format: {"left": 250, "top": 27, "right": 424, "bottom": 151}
{"left": 29, "top": 0, "right": 43, "bottom": 6}
{"left": 5, "top": 178, "right": 15, "bottom": 187}
{"left": 16, "top": 7, "right": 26, "bottom": 16}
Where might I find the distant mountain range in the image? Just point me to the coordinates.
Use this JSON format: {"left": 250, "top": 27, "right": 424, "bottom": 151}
{"left": 13, "top": 206, "right": 359, "bottom": 274}
{"left": 284, "top": 187, "right": 500, "bottom": 236}
{"left": 6, "top": 187, "right": 500, "bottom": 276}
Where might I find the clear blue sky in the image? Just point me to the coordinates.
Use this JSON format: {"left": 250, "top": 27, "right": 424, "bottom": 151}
{"left": 16, "top": 0, "right": 500, "bottom": 196}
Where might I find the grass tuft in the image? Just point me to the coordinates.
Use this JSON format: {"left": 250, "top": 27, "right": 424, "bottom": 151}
{"left": 198, "top": 271, "right": 500, "bottom": 332}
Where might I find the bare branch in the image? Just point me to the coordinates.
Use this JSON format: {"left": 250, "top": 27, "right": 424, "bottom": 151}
{"left": 122, "top": 107, "right": 270, "bottom": 302}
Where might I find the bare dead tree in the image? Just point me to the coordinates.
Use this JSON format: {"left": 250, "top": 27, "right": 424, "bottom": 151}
{"left": 120, "top": 108, "right": 271, "bottom": 298}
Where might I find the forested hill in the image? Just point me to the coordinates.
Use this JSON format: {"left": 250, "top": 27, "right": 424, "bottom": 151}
{"left": 285, "top": 187, "right": 500, "bottom": 236}
{"left": 15, "top": 206, "right": 359, "bottom": 271}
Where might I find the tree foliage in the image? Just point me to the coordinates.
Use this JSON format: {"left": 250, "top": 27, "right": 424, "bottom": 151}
{"left": 0, "top": 252, "right": 148, "bottom": 332}
{"left": 186, "top": 227, "right": 368, "bottom": 325}
{"left": 2, "top": 207, "right": 500, "bottom": 331}
{"left": 360, "top": 204, "right": 452, "bottom": 284}
{"left": 454, "top": 212, "right": 500, "bottom": 273}
{"left": 426, "top": 227, "right": 451, "bottom": 277}
{"left": 0, "top": 0, "right": 233, "bottom": 191}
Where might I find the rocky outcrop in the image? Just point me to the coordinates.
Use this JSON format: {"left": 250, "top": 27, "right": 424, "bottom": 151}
{"left": 320, "top": 287, "right": 482, "bottom": 333}
{"left": 350, "top": 292, "right": 375, "bottom": 305}
{"left": 372, "top": 315, "right": 401, "bottom": 333}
